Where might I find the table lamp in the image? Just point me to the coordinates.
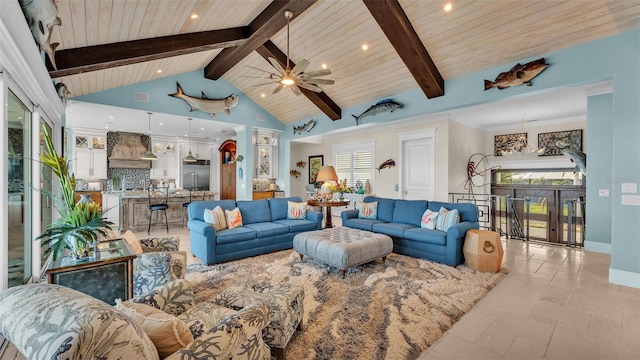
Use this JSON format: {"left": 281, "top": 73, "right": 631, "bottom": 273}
{"left": 316, "top": 165, "right": 338, "bottom": 196}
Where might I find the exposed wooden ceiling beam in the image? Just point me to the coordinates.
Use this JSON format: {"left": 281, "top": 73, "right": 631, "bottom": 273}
{"left": 363, "top": 0, "right": 444, "bottom": 98}
{"left": 256, "top": 41, "right": 342, "bottom": 121}
{"left": 204, "top": 0, "right": 317, "bottom": 80}
{"left": 48, "top": 27, "right": 249, "bottom": 78}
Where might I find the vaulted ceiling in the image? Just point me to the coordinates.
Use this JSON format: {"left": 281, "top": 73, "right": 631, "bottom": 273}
{"left": 47, "top": 0, "right": 639, "bottom": 124}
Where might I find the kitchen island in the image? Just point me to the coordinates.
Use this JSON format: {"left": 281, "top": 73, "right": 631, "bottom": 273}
{"left": 115, "top": 189, "right": 216, "bottom": 233}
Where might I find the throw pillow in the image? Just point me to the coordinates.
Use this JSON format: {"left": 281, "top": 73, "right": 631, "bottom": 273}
{"left": 435, "top": 207, "right": 460, "bottom": 231}
{"left": 357, "top": 201, "right": 378, "bottom": 219}
{"left": 225, "top": 207, "right": 243, "bottom": 229}
{"left": 203, "top": 206, "right": 227, "bottom": 231}
{"left": 287, "top": 201, "right": 308, "bottom": 220}
{"left": 421, "top": 209, "right": 439, "bottom": 229}
{"left": 115, "top": 300, "right": 194, "bottom": 358}
{"left": 122, "top": 230, "right": 144, "bottom": 255}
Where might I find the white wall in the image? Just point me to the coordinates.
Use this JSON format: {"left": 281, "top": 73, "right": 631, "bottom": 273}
{"left": 289, "top": 117, "right": 587, "bottom": 202}
{"left": 289, "top": 116, "right": 453, "bottom": 200}
{"left": 448, "top": 121, "right": 487, "bottom": 195}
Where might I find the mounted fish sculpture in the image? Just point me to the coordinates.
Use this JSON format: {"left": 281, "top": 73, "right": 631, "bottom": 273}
{"left": 293, "top": 119, "right": 316, "bottom": 135}
{"left": 55, "top": 82, "right": 70, "bottom": 100}
{"left": 19, "top": 0, "right": 61, "bottom": 69}
{"left": 352, "top": 99, "right": 403, "bottom": 126}
{"left": 484, "top": 58, "right": 549, "bottom": 91}
{"left": 376, "top": 159, "right": 395, "bottom": 173}
{"left": 561, "top": 148, "right": 586, "bottom": 175}
{"left": 168, "top": 83, "right": 238, "bottom": 118}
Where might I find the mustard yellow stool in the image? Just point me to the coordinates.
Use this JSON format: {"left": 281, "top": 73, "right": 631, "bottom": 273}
{"left": 463, "top": 229, "right": 504, "bottom": 273}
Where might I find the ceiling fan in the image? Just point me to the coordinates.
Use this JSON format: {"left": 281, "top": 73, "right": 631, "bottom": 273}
{"left": 248, "top": 10, "right": 335, "bottom": 96}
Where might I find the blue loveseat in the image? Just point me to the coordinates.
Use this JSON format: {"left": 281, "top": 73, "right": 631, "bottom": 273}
{"left": 341, "top": 196, "right": 479, "bottom": 266}
{"left": 188, "top": 197, "right": 323, "bottom": 265}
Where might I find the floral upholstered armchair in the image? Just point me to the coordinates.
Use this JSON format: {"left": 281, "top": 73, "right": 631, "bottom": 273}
{"left": 122, "top": 231, "right": 188, "bottom": 296}
{"left": 0, "top": 280, "right": 272, "bottom": 360}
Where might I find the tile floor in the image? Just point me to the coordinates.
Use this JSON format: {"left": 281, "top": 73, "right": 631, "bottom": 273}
{"left": 2, "top": 220, "right": 639, "bottom": 359}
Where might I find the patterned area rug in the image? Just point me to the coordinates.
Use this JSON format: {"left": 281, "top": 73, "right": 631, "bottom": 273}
{"left": 186, "top": 250, "right": 507, "bottom": 360}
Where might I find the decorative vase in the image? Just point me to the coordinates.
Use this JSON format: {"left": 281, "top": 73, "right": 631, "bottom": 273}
{"left": 339, "top": 192, "right": 344, "bottom": 201}
{"left": 67, "top": 234, "right": 94, "bottom": 262}
{"left": 365, "top": 179, "right": 371, "bottom": 194}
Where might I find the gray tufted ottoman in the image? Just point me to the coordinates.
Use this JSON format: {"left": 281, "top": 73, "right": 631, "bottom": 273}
{"left": 293, "top": 227, "right": 393, "bottom": 277}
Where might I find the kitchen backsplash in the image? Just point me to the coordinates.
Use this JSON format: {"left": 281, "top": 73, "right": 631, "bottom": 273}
{"left": 253, "top": 179, "right": 275, "bottom": 191}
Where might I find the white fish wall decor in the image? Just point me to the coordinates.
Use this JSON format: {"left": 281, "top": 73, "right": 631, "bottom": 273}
{"left": 168, "top": 82, "right": 238, "bottom": 118}
{"left": 19, "top": 0, "right": 61, "bottom": 69}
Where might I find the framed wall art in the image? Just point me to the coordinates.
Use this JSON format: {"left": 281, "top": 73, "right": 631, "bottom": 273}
{"left": 308, "top": 155, "right": 324, "bottom": 184}
{"left": 538, "top": 129, "right": 583, "bottom": 156}
{"left": 494, "top": 133, "right": 527, "bottom": 156}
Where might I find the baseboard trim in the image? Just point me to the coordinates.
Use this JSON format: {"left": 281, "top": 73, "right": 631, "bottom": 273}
{"left": 609, "top": 268, "right": 640, "bottom": 289}
{"left": 584, "top": 241, "right": 611, "bottom": 254}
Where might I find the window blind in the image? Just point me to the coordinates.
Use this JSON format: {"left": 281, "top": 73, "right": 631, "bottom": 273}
{"left": 333, "top": 141, "right": 374, "bottom": 188}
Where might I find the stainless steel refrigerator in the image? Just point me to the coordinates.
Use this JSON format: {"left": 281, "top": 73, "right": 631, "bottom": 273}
{"left": 182, "top": 160, "right": 211, "bottom": 190}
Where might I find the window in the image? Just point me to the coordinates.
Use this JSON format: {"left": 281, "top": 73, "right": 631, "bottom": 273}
{"left": 332, "top": 140, "right": 375, "bottom": 188}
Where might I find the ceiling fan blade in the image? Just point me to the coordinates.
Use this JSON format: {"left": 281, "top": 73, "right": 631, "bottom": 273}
{"left": 268, "top": 57, "right": 285, "bottom": 74}
{"left": 273, "top": 84, "right": 285, "bottom": 94}
{"left": 292, "top": 59, "right": 310, "bottom": 75}
{"left": 299, "top": 69, "right": 332, "bottom": 78}
{"left": 306, "top": 78, "right": 335, "bottom": 85}
{"left": 296, "top": 81, "right": 323, "bottom": 93}
{"left": 290, "top": 85, "right": 302, "bottom": 96}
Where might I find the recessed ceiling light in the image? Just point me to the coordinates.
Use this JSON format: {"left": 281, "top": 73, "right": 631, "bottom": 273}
{"left": 191, "top": 13, "right": 198, "bottom": 19}
{"left": 108, "top": 116, "right": 114, "bottom": 119}
{"left": 156, "top": 69, "right": 162, "bottom": 73}
{"left": 184, "top": 134, "right": 188, "bottom": 137}
{"left": 200, "top": 127, "right": 204, "bottom": 131}
{"left": 261, "top": 93, "right": 266, "bottom": 98}
{"left": 321, "top": 63, "right": 327, "bottom": 69}
{"left": 105, "top": 126, "right": 109, "bottom": 129}
{"left": 444, "top": 3, "right": 453, "bottom": 12}
{"left": 158, "top": 122, "right": 163, "bottom": 125}
{"left": 362, "top": 44, "right": 369, "bottom": 51}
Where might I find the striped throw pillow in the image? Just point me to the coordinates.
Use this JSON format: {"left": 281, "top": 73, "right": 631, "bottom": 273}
{"left": 225, "top": 207, "right": 244, "bottom": 229}
{"left": 204, "top": 206, "right": 227, "bottom": 231}
{"left": 357, "top": 201, "right": 378, "bottom": 219}
{"left": 287, "top": 201, "right": 308, "bottom": 220}
{"left": 435, "top": 207, "right": 460, "bottom": 231}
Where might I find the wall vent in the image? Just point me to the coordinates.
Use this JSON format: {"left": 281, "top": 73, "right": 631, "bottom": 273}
{"left": 134, "top": 92, "right": 149, "bottom": 102}
{"left": 256, "top": 113, "right": 265, "bottom": 122}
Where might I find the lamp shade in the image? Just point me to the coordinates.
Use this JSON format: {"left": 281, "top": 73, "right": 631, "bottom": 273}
{"left": 316, "top": 165, "right": 338, "bottom": 183}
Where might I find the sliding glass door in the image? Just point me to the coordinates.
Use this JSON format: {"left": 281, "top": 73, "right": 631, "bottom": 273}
{"left": 7, "top": 90, "right": 32, "bottom": 287}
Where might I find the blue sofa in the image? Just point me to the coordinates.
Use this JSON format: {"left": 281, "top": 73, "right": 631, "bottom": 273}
{"left": 341, "top": 196, "right": 479, "bottom": 266}
{"left": 188, "top": 197, "right": 323, "bottom": 265}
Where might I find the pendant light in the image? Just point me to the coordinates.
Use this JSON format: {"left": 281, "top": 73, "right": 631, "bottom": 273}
{"left": 140, "top": 112, "right": 158, "bottom": 160}
{"left": 183, "top": 118, "right": 197, "bottom": 162}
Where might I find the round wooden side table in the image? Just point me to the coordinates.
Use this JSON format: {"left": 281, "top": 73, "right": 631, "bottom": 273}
{"left": 307, "top": 199, "right": 350, "bottom": 228}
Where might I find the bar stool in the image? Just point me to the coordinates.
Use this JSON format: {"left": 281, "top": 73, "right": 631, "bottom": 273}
{"left": 148, "top": 187, "right": 169, "bottom": 235}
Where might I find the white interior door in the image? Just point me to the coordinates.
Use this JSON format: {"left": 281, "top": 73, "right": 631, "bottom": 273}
{"left": 398, "top": 129, "right": 436, "bottom": 200}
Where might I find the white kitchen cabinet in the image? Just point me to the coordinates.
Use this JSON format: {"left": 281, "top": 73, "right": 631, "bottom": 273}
{"left": 72, "top": 130, "right": 107, "bottom": 179}
{"left": 150, "top": 139, "right": 178, "bottom": 179}
{"left": 102, "top": 192, "right": 120, "bottom": 228}
{"left": 192, "top": 143, "right": 212, "bottom": 161}
{"left": 252, "top": 128, "right": 280, "bottom": 179}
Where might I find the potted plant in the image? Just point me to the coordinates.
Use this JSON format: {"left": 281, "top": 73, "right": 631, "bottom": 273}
{"left": 36, "top": 126, "right": 113, "bottom": 261}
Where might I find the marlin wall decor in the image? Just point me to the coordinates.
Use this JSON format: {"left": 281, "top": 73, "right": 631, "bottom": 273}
{"left": 168, "top": 82, "right": 238, "bottom": 118}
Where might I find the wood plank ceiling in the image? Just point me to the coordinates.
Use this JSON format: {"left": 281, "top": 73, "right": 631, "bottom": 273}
{"left": 48, "top": 0, "right": 640, "bottom": 124}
